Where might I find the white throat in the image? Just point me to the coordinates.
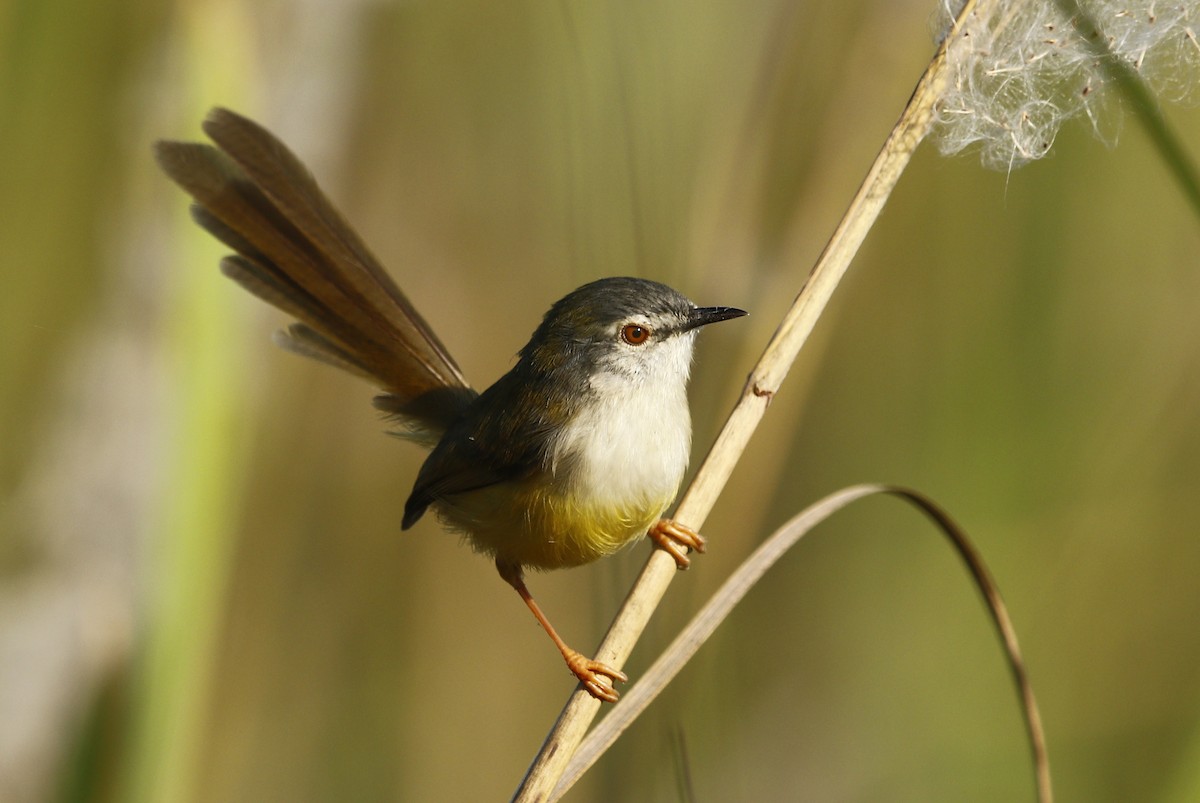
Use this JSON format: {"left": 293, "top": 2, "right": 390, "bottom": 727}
{"left": 549, "top": 332, "right": 697, "bottom": 507}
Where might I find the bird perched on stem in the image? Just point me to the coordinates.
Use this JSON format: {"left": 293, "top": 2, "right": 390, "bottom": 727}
{"left": 155, "top": 109, "right": 746, "bottom": 701}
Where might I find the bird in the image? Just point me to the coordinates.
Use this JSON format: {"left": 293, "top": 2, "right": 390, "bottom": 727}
{"left": 154, "top": 108, "right": 746, "bottom": 702}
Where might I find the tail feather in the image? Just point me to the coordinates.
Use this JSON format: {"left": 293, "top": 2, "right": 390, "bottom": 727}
{"left": 217, "top": 252, "right": 380, "bottom": 371}
{"left": 200, "top": 109, "right": 463, "bottom": 388}
{"left": 272, "top": 322, "right": 376, "bottom": 383}
{"left": 155, "top": 109, "right": 476, "bottom": 436}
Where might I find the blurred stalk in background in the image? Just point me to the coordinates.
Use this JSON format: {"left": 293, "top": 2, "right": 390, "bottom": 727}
{"left": 120, "top": 4, "right": 258, "bottom": 803}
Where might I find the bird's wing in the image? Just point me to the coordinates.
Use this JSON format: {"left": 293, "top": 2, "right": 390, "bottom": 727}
{"left": 401, "top": 371, "right": 568, "bottom": 528}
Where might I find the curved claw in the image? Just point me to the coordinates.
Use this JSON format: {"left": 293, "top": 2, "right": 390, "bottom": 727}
{"left": 648, "top": 518, "right": 707, "bottom": 569}
{"left": 565, "top": 649, "right": 628, "bottom": 703}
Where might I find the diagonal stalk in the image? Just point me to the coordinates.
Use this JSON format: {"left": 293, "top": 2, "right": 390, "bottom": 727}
{"left": 513, "top": 2, "right": 982, "bottom": 800}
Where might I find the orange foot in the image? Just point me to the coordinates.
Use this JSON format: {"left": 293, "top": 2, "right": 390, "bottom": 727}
{"left": 647, "top": 518, "right": 707, "bottom": 569}
{"left": 564, "top": 649, "right": 628, "bottom": 703}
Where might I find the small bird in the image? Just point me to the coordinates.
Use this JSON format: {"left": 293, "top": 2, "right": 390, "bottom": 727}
{"left": 154, "top": 109, "right": 746, "bottom": 702}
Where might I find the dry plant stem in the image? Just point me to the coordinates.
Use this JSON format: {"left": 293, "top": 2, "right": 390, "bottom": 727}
{"left": 554, "top": 485, "right": 1053, "bottom": 803}
{"left": 513, "top": 4, "right": 979, "bottom": 800}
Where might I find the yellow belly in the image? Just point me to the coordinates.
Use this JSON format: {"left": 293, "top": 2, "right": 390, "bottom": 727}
{"left": 433, "top": 477, "right": 673, "bottom": 570}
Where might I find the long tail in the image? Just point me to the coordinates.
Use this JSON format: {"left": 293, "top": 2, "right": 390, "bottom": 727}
{"left": 154, "top": 108, "right": 476, "bottom": 441}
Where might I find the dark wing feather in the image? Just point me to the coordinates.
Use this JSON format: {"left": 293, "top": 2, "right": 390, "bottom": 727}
{"left": 402, "top": 366, "right": 576, "bottom": 528}
{"left": 401, "top": 436, "right": 531, "bottom": 529}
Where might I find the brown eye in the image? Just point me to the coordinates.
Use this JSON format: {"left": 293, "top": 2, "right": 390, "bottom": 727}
{"left": 621, "top": 323, "right": 651, "bottom": 345}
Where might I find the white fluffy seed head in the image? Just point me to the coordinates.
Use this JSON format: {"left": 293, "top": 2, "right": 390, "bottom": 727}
{"left": 931, "top": 0, "right": 1200, "bottom": 170}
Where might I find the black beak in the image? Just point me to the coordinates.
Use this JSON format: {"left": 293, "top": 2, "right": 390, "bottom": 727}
{"left": 684, "top": 305, "right": 748, "bottom": 332}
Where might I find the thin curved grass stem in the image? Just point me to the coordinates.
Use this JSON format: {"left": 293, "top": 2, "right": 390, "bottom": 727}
{"left": 554, "top": 485, "right": 1053, "bottom": 803}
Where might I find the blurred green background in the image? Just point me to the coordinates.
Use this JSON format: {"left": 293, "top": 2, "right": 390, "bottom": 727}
{"left": 2, "top": 0, "right": 1199, "bottom": 801}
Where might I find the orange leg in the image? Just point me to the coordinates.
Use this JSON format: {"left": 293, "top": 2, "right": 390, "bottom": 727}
{"left": 496, "top": 560, "right": 628, "bottom": 703}
{"left": 647, "top": 518, "right": 707, "bottom": 569}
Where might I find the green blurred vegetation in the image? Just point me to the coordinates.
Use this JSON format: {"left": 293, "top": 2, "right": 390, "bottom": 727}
{"left": 2, "top": 1, "right": 1199, "bottom": 801}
